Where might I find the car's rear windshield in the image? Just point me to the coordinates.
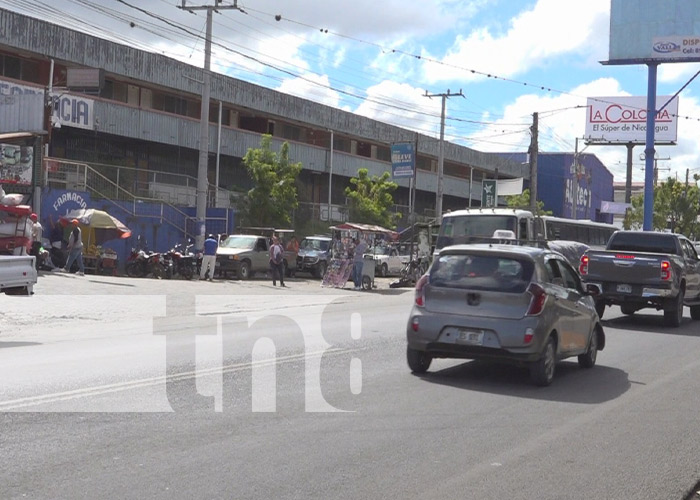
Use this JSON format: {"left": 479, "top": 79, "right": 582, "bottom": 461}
{"left": 607, "top": 233, "right": 677, "bottom": 254}
{"left": 430, "top": 253, "right": 533, "bottom": 293}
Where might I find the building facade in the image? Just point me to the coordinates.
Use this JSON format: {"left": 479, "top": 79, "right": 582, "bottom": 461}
{"left": 0, "top": 7, "right": 526, "bottom": 229}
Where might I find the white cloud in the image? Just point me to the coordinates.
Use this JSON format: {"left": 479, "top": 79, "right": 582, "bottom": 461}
{"left": 276, "top": 73, "right": 341, "bottom": 108}
{"left": 421, "top": 0, "right": 610, "bottom": 83}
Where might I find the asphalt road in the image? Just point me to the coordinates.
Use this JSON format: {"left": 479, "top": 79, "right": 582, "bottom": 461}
{"left": 1, "top": 272, "right": 700, "bottom": 500}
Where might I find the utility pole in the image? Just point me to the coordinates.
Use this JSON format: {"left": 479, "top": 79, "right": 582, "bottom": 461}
{"left": 179, "top": 0, "right": 241, "bottom": 251}
{"left": 424, "top": 89, "right": 463, "bottom": 223}
{"left": 529, "top": 112, "right": 539, "bottom": 213}
{"left": 625, "top": 143, "right": 634, "bottom": 204}
{"left": 573, "top": 137, "right": 579, "bottom": 220}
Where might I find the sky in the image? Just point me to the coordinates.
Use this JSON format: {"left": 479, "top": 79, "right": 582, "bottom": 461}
{"left": 5, "top": 0, "right": 700, "bottom": 185}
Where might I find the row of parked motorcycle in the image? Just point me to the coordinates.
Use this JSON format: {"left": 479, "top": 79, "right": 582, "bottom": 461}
{"left": 126, "top": 242, "right": 206, "bottom": 280}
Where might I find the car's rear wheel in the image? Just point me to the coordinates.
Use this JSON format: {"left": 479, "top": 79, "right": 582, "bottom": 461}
{"left": 594, "top": 300, "right": 605, "bottom": 319}
{"left": 663, "top": 289, "right": 684, "bottom": 327}
{"left": 407, "top": 348, "right": 432, "bottom": 374}
{"left": 578, "top": 325, "right": 599, "bottom": 368}
{"left": 690, "top": 304, "right": 700, "bottom": 321}
{"left": 530, "top": 336, "right": 556, "bottom": 386}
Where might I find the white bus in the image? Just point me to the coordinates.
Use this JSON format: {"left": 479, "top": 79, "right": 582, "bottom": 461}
{"left": 534, "top": 216, "right": 617, "bottom": 248}
{"left": 435, "top": 209, "right": 617, "bottom": 254}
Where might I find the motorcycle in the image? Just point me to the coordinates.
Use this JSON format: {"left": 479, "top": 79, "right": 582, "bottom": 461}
{"left": 125, "top": 248, "right": 166, "bottom": 279}
{"left": 389, "top": 256, "right": 429, "bottom": 288}
{"left": 164, "top": 243, "right": 196, "bottom": 280}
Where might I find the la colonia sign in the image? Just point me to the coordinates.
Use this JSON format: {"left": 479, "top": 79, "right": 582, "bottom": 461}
{"left": 584, "top": 95, "right": 678, "bottom": 145}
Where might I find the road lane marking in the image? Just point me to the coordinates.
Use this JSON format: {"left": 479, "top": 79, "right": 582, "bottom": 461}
{"left": 0, "top": 347, "right": 361, "bottom": 411}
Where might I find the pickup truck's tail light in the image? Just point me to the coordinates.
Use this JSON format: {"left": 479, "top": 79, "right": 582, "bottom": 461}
{"left": 526, "top": 283, "right": 547, "bottom": 316}
{"left": 415, "top": 273, "right": 429, "bottom": 307}
{"left": 579, "top": 255, "right": 589, "bottom": 276}
{"left": 661, "top": 260, "right": 671, "bottom": 281}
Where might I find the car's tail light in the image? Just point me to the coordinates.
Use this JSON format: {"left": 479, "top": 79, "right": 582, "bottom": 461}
{"left": 415, "top": 274, "right": 429, "bottom": 307}
{"left": 411, "top": 317, "right": 419, "bottom": 332}
{"left": 526, "top": 283, "right": 547, "bottom": 316}
{"left": 661, "top": 260, "right": 671, "bottom": 281}
{"left": 523, "top": 327, "right": 535, "bottom": 344}
{"left": 615, "top": 254, "right": 635, "bottom": 259}
{"left": 579, "top": 255, "right": 589, "bottom": 276}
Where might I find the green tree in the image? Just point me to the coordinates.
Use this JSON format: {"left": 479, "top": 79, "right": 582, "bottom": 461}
{"left": 624, "top": 175, "right": 700, "bottom": 237}
{"left": 504, "top": 189, "right": 552, "bottom": 215}
{"left": 344, "top": 168, "right": 399, "bottom": 229}
{"left": 238, "top": 134, "right": 302, "bottom": 228}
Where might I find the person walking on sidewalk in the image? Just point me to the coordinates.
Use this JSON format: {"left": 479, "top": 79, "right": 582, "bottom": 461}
{"left": 269, "top": 236, "right": 286, "bottom": 287}
{"left": 200, "top": 234, "right": 218, "bottom": 281}
{"left": 63, "top": 219, "right": 85, "bottom": 275}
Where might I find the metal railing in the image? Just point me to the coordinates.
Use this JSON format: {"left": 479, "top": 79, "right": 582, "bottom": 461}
{"left": 43, "top": 157, "right": 198, "bottom": 239}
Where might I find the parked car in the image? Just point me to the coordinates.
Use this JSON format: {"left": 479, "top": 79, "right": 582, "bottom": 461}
{"left": 216, "top": 234, "right": 295, "bottom": 280}
{"left": 372, "top": 244, "right": 410, "bottom": 277}
{"left": 580, "top": 231, "right": 700, "bottom": 326}
{"left": 296, "top": 235, "right": 332, "bottom": 278}
{"left": 406, "top": 244, "right": 605, "bottom": 386}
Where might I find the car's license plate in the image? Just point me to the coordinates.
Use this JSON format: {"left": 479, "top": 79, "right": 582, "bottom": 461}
{"left": 458, "top": 329, "right": 483, "bottom": 345}
{"left": 617, "top": 284, "right": 632, "bottom": 293}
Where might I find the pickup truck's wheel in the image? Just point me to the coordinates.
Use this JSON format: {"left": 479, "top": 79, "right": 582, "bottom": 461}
{"left": 530, "top": 336, "right": 556, "bottom": 386}
{"left": 380, "top": 263, "right": 388, "bottom": 277}
{"left": 595, "top": 300, "right": 606, "bottom": 319}
{"left": 664, "top": 289, "right": 684, "bottom": 327}
{"left": 238, "top": 261, "right": 251, "bottom": 280}
{"left": 621, "top": 304, "right": 636, "bottom": 315}
{"left": 315, "top": 261, "right": 327, "bottom": 279}
{"left": 691, "top": 305, "right": 700, "bottom": 321}
{"left": 578, "top": 325, "right": 599, "bottom": 368}
{"left": 407, "top": 348, "right": 432, "bottom": 373}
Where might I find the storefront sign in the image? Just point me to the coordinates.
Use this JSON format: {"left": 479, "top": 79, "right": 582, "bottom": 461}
{"left": 0, "top": 77, "right": 95, "bottom": 131}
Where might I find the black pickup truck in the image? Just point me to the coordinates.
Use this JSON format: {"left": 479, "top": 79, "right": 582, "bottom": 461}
{"left": 580, "top": 231, "right": 700, "bottom": 327}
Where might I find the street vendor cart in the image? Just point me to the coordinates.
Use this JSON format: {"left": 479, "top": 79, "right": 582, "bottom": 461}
{"left": 323, "top": 222, "right": 398, "bottom": 290}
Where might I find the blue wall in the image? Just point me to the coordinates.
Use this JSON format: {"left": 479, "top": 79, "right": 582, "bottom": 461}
{"left": 499, "top": 152, "right": 614, "bottom": 223}
{"left": 40, "top": 188, "right": 234, "bottom": 268}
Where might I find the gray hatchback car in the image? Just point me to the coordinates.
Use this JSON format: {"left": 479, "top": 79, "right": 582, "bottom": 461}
{"left": 406, "top": 244, "right": 605, "bottom": 386}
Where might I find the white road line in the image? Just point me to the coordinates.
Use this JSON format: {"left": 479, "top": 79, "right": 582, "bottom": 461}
{"left": 0, "top": 347, "right": 358, "bottom": 411}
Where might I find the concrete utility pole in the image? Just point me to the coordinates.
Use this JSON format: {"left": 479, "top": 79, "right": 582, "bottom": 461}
{"left": 529, "top": 112, "right": 539, "bottom": 213}
{"left": 625, "top": 143, "right": 634, "bottom": 204}
{"left": 424, "top": 89, "right": 463, "bottom": 223}
{"left": 179, "top": 0, "right": 241, "bottom": 251}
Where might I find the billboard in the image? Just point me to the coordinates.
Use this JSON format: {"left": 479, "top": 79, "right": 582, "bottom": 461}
{"left": 608, "top": 0, "right": 700, "bottom": 63}
{"left": 584, "top": 95, "right": 678, "bottom": 145}
{"left": 390, "top": 142, "right": 414, "bottom": 178}
{"left": 0, "top": 143, "right": 33, "bottom": 185}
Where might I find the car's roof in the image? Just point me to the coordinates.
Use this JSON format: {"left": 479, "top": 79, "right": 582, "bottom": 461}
{"left": 438, "top": 243, "right": 549, "bottom": 258}
{"left": 304, "top": 235, "right": 331, "bottom": 240}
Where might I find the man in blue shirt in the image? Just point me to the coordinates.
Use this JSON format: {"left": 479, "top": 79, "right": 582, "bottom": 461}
{"left": 201, "top": 234, "right": 218, "bottom": 281}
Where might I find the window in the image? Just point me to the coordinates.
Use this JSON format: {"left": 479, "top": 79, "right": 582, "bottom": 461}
{"left": 430, "top": 253, "right": 533, "bottom": 293}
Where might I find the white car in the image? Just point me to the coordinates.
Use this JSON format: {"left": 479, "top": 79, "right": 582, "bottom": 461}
{"left": 372, "top": 244, "right": 410, "bottom": 277}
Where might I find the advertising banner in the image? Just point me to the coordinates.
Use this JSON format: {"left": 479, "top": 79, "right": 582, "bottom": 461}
{"left": 390, "top": 142, "right": 415, "bottom": 178}
{"left": 584, "top": 95, "right": 678, "bottom": 144}
{"left": 481, "top": 179, "right": 497, "bottom": 208}
{"left": 0, "top": 143, "right": 33, "bottom": 185}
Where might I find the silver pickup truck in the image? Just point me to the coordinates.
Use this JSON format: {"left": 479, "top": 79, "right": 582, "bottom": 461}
{"left": 0, "top": 255, "right": 37, "bottom": 295}
{"left": 580, "top": 231, "right": 700, "bottom": 327}
{"left": 215, "top": 234, "right": 296, "bottom": 280}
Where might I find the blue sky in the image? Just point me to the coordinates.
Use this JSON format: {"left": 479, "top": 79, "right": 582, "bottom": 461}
{"left": 6, "top": 0, "right": 700, "bottom": 184}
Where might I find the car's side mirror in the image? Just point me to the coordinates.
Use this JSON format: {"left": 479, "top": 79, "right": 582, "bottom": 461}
{"left": 585, "top": 283, "right": 601, "bottom": 297}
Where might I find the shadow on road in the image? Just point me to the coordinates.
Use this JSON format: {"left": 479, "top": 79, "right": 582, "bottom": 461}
{"left": 602, "top": 313, "right": 697, "bottom": 336}
{"left": 0, "top": 341, "right": 42, "bottom": 349}
{"left": 418, "top": 359, "right": 630, "bottom": 404}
